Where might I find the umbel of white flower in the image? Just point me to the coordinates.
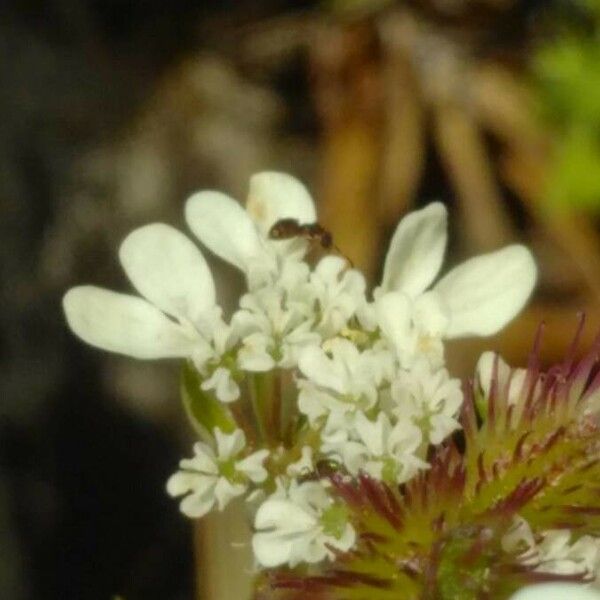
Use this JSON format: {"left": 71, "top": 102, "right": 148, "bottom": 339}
{"left": 62, "top": 171, "right": 538, "bottom": 573}
{"left": 252, "top": 480, "right": 356, "bottom": 568}
{"left": 167, "top": 429, "right": 268, "bottom": 518}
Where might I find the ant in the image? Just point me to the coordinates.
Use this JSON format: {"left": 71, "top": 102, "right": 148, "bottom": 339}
{"left": 268, "top": 218, "right": 352, "bottom": 266}
{"left": 269, "top": 218, "right": 333, "bottom": 248}
{"left": 296, "top": 458, "right": 343, "bottom": 483}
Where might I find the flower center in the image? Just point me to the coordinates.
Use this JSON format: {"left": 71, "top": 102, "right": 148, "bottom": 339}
{"left": 219, "top": 458, "right": 245, "bottom": 484}
{"left": 320, "top": 503, "right": 350, "bottom": 540}
{"left": 381, "top": 457, "right": 400, "bottom": 484}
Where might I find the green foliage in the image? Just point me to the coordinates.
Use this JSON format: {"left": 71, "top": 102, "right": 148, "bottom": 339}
{"left": 535, "top": 0, "right": 600, "bottom": 211}
{"left": 180, "top": 362, "right": 236, "bottom": 440}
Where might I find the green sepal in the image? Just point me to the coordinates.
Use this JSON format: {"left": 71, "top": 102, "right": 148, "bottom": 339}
{"left": 473, "top": 386, "right": 488, "bottom": 424}
{"left": 180, "top": 361, "right": 237, "bottom": 438}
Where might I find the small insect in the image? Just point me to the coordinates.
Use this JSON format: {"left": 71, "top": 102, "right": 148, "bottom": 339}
{"left": 296, "top": 458, "right": 342, "bottom": 483}
{"left": 269, "top": 218, "right": 333, "bottom": 248}
{"left": 315, "top": 458, "right": 342, "bottom": 478}
{"left": 269, "top": 218, "right": 352, "bottom": 265}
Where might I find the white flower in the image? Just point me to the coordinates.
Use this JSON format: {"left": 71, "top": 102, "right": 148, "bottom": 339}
{"left": 502, "top": 515, "right": 537, "bottom": 556}
{"left": 252, "top": 480, "right": 355, "bottom": 568}
{"left": 504, "top": 517, "right": 600, "bottom": 581}
{"left": 509, "top": 584, "right": 600, "bottom": 600}
{"left": 201, "top": 367, "right": 240, "bottom": 403}
{"left": 297, "top": 338, "right": 388, "bottom": 424}
{"left": 62, "top": 223, "right": 240, "bottom": 402}
{"left": 535, "top": 530, "right": 600, "bottom": 578}
{"left": 323, "top": 412, "right": 428, "bottom": 484}
{"left": 391, "top": 360, "right": 463, "bottom": 445}
{"left": 310, "top": 256, "right": 367, "bottom": 338}
{"left": 232, "top": 283, "right": 320, "bottom": 371}
{"left": 374, "top": 202, "right": 537, "bottom": 367}
{"left": 185, "top": 172, "right": 316, "bottom": 289}
{"left": 166, "top": 428, "right": 268, "bottom": 518}
{"left": 476, "top": 351, "right": 528, "bottom": 406}
{"left": 286, "top": 446, "right": 314, "bottom": 478}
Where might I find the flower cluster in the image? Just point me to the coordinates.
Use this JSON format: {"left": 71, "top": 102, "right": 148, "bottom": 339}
{"left": 63, "top": 172, "right": 600, "bottom": 599}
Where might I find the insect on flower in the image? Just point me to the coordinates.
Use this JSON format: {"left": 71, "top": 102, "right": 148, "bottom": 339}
{"left": 315, "top": 458, "right": 343, "bottom": 478}
{"left": 268, "top": 218, "right": 353, "bottom": 266}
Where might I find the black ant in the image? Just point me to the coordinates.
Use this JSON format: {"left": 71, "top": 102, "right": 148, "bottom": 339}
{"left": 268, "top": 218, "right": 352, "bottom": 266}
{"left": 269, "top": 218, "right": 333, "bottom": 248}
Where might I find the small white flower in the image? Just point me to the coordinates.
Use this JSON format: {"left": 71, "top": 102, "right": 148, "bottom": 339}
{"left": 310, "top": 256, "right": 367, "bottom": 338}
{"left": 232, "top": 283, "right": 320, "bottom": 371}
{"left": 509, "top": 584, "right": 600, "bottom": 600}
{"left": 391, "top": 361, "right": 463, "bottom": 445}
{"left": 185, "top": 172, "right": 317, "bottom": 289}
{"left": 252, "top": 480, "right": 356, "bottom": 568}
{"left": 504, "top": 517, "right": 600, "bottom": 582}
{"left": 502, "top": 516, "right": 537, "bottom": 556}
{"left": 167, "top": 428, "right": 269, "bottom": 518}
{"left": 63, "top": 224, "right": 240, "bottom": 402}
{"left": 323, "top": 412, "right": 428, "bottom": 484}
{"left": 374, "top": 202, "right": 537, "bottom": 367}
{"left": 536, "top": 530, "right": 600, "bottom": 578}
{"left": 297, "top": 338, "right": 385, "bottom": 424}
{"left": 286, "top": 446, "right": 314, "bottom": 478}
{"left": 201, "top": 367, "right": 240, "bottom": 404}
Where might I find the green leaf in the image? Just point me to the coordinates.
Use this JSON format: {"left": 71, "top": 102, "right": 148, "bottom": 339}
{"left": 180, "top": 362, "right": 236, "bottom": 437}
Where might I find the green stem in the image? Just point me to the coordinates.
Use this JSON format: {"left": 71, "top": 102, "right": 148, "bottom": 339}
{"left": 271, "top": 369, "right": 282, "bottom": 444}
{"left": 249, "top": 373, "right": 270, "bottom": 445}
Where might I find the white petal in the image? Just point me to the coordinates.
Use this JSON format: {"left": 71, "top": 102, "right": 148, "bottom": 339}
{"left": 254, "top": 498, "right": 316, "bottom": 532}
{"left": 236, "top": 449, "right": 269, "bottom": 483}
{"left": 291, "top": 480, "right": 331, "bottom": 512}
{"left": 119, "top": 223, "right": 215, "bottom": 323}
{"left": 381, "top": 202, "right": 448, "bottom": 296}
{"left": 302, "top": 533, "right": 330, "bottom": 565}
{"left": 63, "top": 286, "right": 195, "bottom": 359}
{"left": 297, "top": 384, "right": 331, "bottom": 423}
{"left": 509, "top": 583, "right": 600, "bottom": 600}
{"left": 252, "top": 531, "right": 295, "bottom": 568}
{"left": 413, "top": 291, "right": 449, "bottom": 337}
{"left": 476, "top": 351, "right": 496, "bottom": 396}
{"left": 166, "top": 470, "right": 218, "bottom": 518}
{"left": 314, "top": 255, "right": 346, "bottom": 281}
{"left": 180, "top": 489, "right": 216, "bottom": 518}
{"left": 185, "top": 190, "right": 264, "bottom": 271}
{"left": 215, "top": 428, "right": 246, "bottom": 460}
{"left": 246, "top": 171, "right": 316, "bottom": 235}
{"left": 181, "top": 442, "right": 218, "bottom": 475}
{"left": 435, "top": 245, "right": 537, "bottom": 338}
{"left": 166, "top": 472, "right": 205, "bottom": 497}
{"left": 476, "top": 351, "right": 515, "bottom": 400}
{"left": 375, "top": 291, "right": 412, "bottom": 354}
{"left": 388, "top": 419, "right": 423, "bottom": 455}
{"left": 298, "top": 346, "right": 346, "bottom": 394}
{"left": 501, "top": 516, "right": 536, "bottom": 554}
{"left": 237, "top": 333, "right": 276, "bottom": 372}
{"left": 201, "top": 367, "right": 240, "bottom": 403}
{"left": 213, "top": 477, "right": 246, "bottom": 510}
{"left": 354, "top": 412, "right": 388, "bottom": 457}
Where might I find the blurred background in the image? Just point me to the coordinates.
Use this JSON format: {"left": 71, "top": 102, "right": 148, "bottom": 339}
{"left": 1, "top": 0, "right": 600, "bottom": 598}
